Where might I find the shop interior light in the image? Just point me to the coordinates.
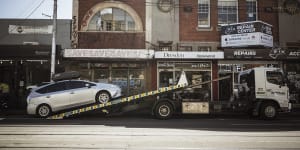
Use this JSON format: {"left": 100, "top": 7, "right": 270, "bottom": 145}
{"left": 57, "top": 60, "right": 60, "bottom": 65}
{"left": 41, "top": 60, "right": 43, "bottom": 64}
{"left": 10, "top": 60, "right": 12, "bottom": 64}
{"left": 20, "top": 60, "right": 23, "bottom": 64}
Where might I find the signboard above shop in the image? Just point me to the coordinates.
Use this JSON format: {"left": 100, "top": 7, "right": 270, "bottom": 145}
{"left": 224, "top": 48, "right": 300, "bottom": 60}
{"left": 9, "top": 25, "right": 53, "bottom": 34}
{"left": 221, "top": 21, "right": 273, "bottom": 48}
{"left": 155, "top": 51, "right": 224, "bottom": 59}
{"left": 63, "top": 49, "right": 155, "bottom": 59}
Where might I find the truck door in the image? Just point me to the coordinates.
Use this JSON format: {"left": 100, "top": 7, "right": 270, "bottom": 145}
{"left": 265, "top": 71, "right": 289, "bottom": 107}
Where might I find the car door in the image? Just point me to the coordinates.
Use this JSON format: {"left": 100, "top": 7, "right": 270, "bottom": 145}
{"left": 67, "top": 81, "right": 95, "bottom": 106}
{"left": 38, "top": 82, "right": 70, "bottom": 111}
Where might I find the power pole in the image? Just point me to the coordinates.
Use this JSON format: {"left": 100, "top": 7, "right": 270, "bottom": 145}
{"left": 50, "top": 0, "right": 57, "bottom": 81}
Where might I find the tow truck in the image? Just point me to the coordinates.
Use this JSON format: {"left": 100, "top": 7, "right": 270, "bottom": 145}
{"left": 47, "top": 67, "right": 291, "bottom": 120}
{"left": 152, "top": 67, "right": 291, "bottom": 120}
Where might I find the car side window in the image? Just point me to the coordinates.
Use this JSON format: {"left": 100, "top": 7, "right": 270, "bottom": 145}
{"left": 67, "top": 81, "right": 87, "bottom": 90}
{"left": 36, "top": 82, "right": 66, "bottom": 94}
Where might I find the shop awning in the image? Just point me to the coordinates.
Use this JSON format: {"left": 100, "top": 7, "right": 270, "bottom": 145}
{"left": 0, "top": 45, "right": 62, "bottom": 60}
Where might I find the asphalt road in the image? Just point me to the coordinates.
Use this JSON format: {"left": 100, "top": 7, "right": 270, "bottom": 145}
{"left": 0, "top": 112, "right": 300, "bottom": 150}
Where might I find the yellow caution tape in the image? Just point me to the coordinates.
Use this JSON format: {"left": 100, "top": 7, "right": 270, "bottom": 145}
{"left": 47, "top": 83, "right": 187, "bottom": 119}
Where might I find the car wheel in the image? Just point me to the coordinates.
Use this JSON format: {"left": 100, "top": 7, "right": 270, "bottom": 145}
{"left": 154, "top": 102, "right": 173, "bottom": 120}
{"left": 37, "top": 104, "right": 52, "bottom": 118}
{"left": 260, "top": 102, "right": 277, "bottom": 120}
{"left": 96, "top": 91, "right": 111, "bottom": 104}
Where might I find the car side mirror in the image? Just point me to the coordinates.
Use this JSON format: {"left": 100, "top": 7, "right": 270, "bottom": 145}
{"left": 85, "top": 84, "right": 91, "bottom": 88}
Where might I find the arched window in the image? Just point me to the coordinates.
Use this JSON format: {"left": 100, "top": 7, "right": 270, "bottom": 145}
{"left": 88, "top": 8, "right": 135, "bottom": 31}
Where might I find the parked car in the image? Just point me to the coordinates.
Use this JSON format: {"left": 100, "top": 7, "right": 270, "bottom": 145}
{"left": 27, "top": 80, "right": 122, "bottom": 117}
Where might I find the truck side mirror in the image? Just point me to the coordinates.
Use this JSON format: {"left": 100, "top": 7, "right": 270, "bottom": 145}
{"left": 279, "top": 81, "right": 285, "bottom": 88}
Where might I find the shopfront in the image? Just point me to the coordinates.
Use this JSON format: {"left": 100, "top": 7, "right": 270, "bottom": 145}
{"left": 219, "top": 48, "right": 283, "bottom": 101}
{"left": 282, "top": 48, "right": 300, "bottom": 104}
{"left": 63, "top": 49, "right": 154, "bottom": 96}
{"left": 0, "top": 45, "right": 63, "bottom": 108}
{"left": 155, "top": 51, "right": 224, "bottom": 101}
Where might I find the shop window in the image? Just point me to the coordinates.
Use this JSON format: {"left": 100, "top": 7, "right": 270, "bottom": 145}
{"left": 67, "top": 62, "right": 146, "bottom": 96}
{"left": 178, "top": 46, "right": 192, "bottom": 51}
{"left": 159, "top": 46, "right": 172, "bottom": 51}
{"left": 88, "top": 8, "right": 136, "bottom": 31}
{"left": 198, "top": 46, "right": 211, "bottom": 51}
{"left": 198, "top": 0, "right": 210, "bottom": 28}
{"left": 129, "top": 70, "right": 145, "bottom": 95}
{"left": 218, "top": 0, "right": 238, "bottom": 25}
{"left": 286, "top": 63, "right": 300, "bottom": 103}
{"left": 246, "top": 0, "right": 257, "bottom": 21}
{"left": 158, "top": 62, "right": 212, "bottom": 101}
{"left": 94, "top": 69, "right": 110, "bottom": 83}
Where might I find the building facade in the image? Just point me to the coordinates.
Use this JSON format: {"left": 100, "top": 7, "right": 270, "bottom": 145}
{"left": 66, "top": 0, "right": 153, "bottom": 97}
{"left": 70, "top": 0, "right": 286, "bottom": 102}
{"left": 277, "top": 0, "right": 300, "bottom": 104}
{"left": 0, "top": 19, "right": 71, "bottom": 108}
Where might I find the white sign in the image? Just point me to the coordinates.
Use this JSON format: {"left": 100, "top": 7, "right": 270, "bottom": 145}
{"left": 221, "top": 32, "right": 273, "bottom": 47}
{"left": 63, "top": 49, "right": 155, "bottom": 59}
{"left": 155, "top": 51, "right": 224, "bottom": 59}
{"left": 9, "top": 25, "right": 53, "bottom": 34}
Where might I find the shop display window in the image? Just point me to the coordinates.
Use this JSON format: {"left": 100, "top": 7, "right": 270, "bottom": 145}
{"left": 158, "top": 62, "right": 212, "bottom": 101}
{"left": 67, "top": 62, "right": 146, "bottom": 96}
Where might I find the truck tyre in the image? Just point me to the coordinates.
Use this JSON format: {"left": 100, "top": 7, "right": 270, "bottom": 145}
{"left": 37, "top": 104, "right": 52, "bottom": 118}
{"left": 154, "top": 102, "right": 173, "bottom": 120}
{"left": 260, "top": 102, "right": 277, "bottom": 120}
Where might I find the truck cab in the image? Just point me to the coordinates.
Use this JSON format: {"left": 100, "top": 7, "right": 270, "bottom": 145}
{"left": 236, "top": 67, "right": 290, "bottom": 119}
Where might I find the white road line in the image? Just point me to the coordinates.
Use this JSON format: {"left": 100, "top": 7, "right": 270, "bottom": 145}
{"left": 232, "top": 123, "right": 296, "bottom": 126}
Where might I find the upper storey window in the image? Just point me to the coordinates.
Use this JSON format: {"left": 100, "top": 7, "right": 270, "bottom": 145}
{"left": 198, "top": 0, "right": 210, "bottom": 28}
{"left": 218, "top": 0, "right": 238, "bottom": 25}
{"left": 246, "top": 0, "right": 257, "bottom": 21}
{"left": 88, "top": 8, "right": 135, "bottom": 31}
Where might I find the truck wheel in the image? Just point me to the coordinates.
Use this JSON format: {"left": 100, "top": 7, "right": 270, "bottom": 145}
{"left": 37, "top": 104, "right": 52, "bottom": 118}
{"left": 260, "top": 102, "right": 277, "bottom": 120}
{"left": 154, "top": 102, "right": 173, "bottom": 120}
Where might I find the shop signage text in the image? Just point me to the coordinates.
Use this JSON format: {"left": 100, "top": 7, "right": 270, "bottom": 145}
{"left": 234, "top": 50, "right": 256, "bottom": 56}
{"left": 63, "top": 49, "right": 154, "bottom": 59}
{"left": 9, "top": 25, "right": 53, "bottom": 34}
{"left": 155, "top": 51, "right": 224, "bottom": 59}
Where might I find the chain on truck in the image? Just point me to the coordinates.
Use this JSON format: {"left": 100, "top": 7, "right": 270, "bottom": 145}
{"left": 47, "top": 67, "right": 291, "bottom": 120}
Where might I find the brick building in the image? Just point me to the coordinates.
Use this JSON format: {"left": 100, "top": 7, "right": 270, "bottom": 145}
{"left": 67, "top": 0, "right": 287, "bottom": 101}
{"left": 65, "top": 0, "right": 153, "bottom": 97}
